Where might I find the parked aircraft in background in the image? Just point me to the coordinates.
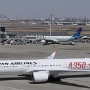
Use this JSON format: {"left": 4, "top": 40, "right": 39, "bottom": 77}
{"left": 0, "top": 57, "right": 90, "bottom": 82}
{"left": 42, "top": 28, "right": 82, "bottom": 45}
{"left": 82, "top": 36, "right": 90, "bottom": 40}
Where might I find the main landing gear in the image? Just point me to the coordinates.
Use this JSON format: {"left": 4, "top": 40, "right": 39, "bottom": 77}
{"left": 48, "top": 76, "right": 61, "bottom": 82}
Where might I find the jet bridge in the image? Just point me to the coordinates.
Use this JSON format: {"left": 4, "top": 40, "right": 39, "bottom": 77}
{"left": 22, "top": 35, "right": 43, "bottom": 43}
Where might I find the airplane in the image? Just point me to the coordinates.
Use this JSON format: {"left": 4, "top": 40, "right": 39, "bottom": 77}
{"left": 0, "top": 58, "right": 90, "bottom": 82}
{"left": 42, "top": 28, "right": 82, "bottom": 45}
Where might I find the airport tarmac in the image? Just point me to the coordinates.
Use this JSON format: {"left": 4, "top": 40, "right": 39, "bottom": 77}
{"left": 0, "top": 43, "right": 90, "bottom": 90}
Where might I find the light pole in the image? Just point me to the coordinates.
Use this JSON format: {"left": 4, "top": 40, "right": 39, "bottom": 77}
{"left": 50, "top": 19, "right": 51, "bottom": 36}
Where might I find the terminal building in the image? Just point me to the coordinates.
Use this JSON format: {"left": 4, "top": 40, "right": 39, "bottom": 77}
{"left": 0, "top": 27, "right": 8, "bottom": 43}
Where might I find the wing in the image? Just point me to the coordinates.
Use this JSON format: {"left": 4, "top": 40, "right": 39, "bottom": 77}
{"left": 45, "top": 51, "right": 57, "bottom": 59}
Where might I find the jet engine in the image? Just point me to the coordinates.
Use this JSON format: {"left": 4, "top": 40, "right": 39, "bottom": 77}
{"left": 33, "top": 71, "right": 49, "bottom": 82}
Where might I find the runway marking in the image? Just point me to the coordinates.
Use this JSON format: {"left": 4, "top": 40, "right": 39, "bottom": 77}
{"left": 0, "top": 86, "right": 24, "bottom": 90}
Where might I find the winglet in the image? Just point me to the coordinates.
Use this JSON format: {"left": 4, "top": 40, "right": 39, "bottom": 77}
{"left": 45, "top": 51, "right": 57, "bottom": 59}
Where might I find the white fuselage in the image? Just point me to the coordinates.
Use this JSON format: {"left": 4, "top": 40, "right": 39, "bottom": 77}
{"left": 44, "top": 36, "right": 73, "bottom": 42}
{"left": 0, "top": 58, "right": 90, "bottom": 75}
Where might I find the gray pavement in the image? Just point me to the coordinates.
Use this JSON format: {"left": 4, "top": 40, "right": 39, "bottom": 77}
{"left": 0, "top": 43, "right": 90, "bottom": 90}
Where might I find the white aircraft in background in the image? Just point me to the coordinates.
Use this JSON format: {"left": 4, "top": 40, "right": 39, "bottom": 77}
{"left": 42, "top": 28, "right": 82, "bottom": 45}
{"left": 0, "top": 58, "right": 90, "bottom": 82}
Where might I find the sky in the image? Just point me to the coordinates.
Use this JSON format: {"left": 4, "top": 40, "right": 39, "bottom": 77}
{"left": 0, "top": 0, "right": 90, "bottom": 19}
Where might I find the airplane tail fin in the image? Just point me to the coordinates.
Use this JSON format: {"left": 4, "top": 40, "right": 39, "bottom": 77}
{"left": 45, "top": 51, "right": 57, "bottom": 59}
{"left": 72, "top": 28, "right": 82, "bottom": 38}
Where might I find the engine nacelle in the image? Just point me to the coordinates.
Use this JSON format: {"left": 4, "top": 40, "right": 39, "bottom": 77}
{"left": 33, "top": 71, "right": 49, "bottom": 82}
